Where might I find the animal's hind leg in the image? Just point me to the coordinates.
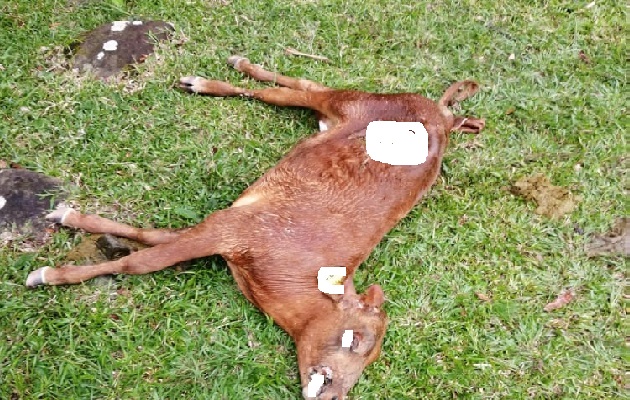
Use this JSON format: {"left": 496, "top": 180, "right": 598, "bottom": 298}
{"left": 227, "top": 56, "right": 330, "bottom": 92}
{"left": 180, "top": 64, "right": 345, "bottom": 131}
{"left": 26, "top": 233, "right": 210, "bottom": 287}
{"left": 46, "top": 207, "right": 190, "bottom": 246}
{"left": 27, "top": 211, "right": 230, "bottom": 287}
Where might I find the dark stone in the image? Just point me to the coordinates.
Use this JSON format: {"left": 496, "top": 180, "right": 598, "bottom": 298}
{"left": 96, "top": 234, "right": 132, "bottom": 260}
{"left": 73, "top": 20, "right": 174, "bottom": 79}
{"left": 0, "top": 168, "right": 65, "bottom": 240}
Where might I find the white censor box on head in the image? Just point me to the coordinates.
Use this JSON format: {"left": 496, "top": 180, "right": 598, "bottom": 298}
{"left": 366, "top": 121, "right": 428, "bottom": 166}
{"left": 306, "top": 373, "right": 325, "bottom": 398}
{"left": 317, "top": 266, "right": 346, "bottom": 295}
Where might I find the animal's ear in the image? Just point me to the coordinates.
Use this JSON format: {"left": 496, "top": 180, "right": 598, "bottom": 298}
{"left": 361, "top": 284, "right": 385, "bottom": 308}
{"left": 452, "top": 116, "right": 485, "bottom": 134}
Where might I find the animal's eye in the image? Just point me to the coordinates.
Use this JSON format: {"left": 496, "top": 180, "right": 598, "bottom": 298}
{"left": 347, "top": 331, "right": 375, "bottom": 355}
{"left": 350, "top": 334, "right": 360, "bottom": 351}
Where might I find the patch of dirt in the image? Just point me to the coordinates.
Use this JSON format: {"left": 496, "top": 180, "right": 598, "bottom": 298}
{"left": 65, "top": 234, "right": 147, "bottom": 265}
{"left": 585, "top": 217, "right": 630, "bottom": 257}
{"left": 65, "top": 233, "right": 148, "bottom": 289}
{"left": 38, "top": 45, "right": 73, "bottom": 73}
{"left": 510, "top": 174, "right": 581, "bottom": 218}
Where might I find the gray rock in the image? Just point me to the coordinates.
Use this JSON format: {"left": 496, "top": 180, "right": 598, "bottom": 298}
{"left": 73, "top": 20, "right": 174, "bottom": 79}
{"left": 0, "top": 168, "right": 65, "bottom": 241}
{"left": 96, "top": 234, "right": 132, "bottom": 260}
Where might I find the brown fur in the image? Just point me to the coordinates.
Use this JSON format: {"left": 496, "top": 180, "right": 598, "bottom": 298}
{"left": 27, "top": 57, "right": 484, "bottom": 399}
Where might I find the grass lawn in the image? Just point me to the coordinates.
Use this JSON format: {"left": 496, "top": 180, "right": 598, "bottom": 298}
{"left": 0, "top": 0, "right": 626, "bottom": 399}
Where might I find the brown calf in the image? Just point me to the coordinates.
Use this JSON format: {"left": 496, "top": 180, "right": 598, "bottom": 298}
{"left": 26, "top": 56, "right": 484, "bottom": 399}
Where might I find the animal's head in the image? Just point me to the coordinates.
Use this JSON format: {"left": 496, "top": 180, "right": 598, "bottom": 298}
{"left": 297, "top": 283, "right": 388, "bottom": 399}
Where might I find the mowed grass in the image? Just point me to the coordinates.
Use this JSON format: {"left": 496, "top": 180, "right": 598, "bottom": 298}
{"left": 0, "top": 0, "right": 626, "bottom": 399}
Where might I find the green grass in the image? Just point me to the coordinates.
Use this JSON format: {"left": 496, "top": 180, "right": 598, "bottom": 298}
{"left": 0, "top": 0, "right": 626, "bottom": 399}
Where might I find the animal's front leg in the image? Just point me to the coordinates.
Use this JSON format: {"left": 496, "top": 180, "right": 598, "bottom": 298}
{"left": 226, "top": 56, "right": 330, "bottom": 92}
{"left": 179, "top": 76, "right": 326, "bottom": 109}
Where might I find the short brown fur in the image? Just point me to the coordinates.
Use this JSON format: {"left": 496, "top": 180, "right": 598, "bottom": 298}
{"left": 27, "top": 57, "right": 484, "bottom": 399}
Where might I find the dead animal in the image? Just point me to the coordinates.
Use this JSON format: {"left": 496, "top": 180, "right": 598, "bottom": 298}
{"left": 27, "top": 56, "right": 485, "bottom": 399}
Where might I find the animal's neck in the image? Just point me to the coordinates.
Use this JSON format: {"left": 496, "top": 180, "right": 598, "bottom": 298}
{"left": 261, "top": 290, "right": 338, "bottom": 338}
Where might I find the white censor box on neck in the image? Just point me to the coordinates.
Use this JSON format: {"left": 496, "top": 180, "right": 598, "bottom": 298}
{"left": 317, "top": 266, "right": 346, "bottom": 295}
{"left": 366, "top": 121, "right": 428, "bottom": 166}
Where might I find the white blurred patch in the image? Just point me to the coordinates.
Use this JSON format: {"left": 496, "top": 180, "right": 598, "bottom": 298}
{"left": 0, "top": 195, "right": 6, "bottom": 211}
{"left": 102, "top": 40, "right": 118, "bottom": 51}
{"left": 96, "top": 51, "right": 105, "bottom": 60}
{"left": 366, "top": 121, "right": 428, "bottom": 166}
{"left": 318, "top": 120, "right": 328, "bottom": 131}
{"left": 317, "top": 266, "right": 346, "bottom": 295}
{"left": 231, "top": 193, "right": 261, "bottom": 207}
{"left": 132, "top": 20, "right": 143, "bottom": 26}
{"left": 306, "top": 373, "right": 325, "bottom": 398}
{"left": 341, "top": 330, "right": 353, "bottom": 348}
{"left": 111, "top": 21, "right": 129, "bottom": 32}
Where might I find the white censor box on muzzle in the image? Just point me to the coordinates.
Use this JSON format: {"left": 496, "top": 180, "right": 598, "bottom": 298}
{"left": 317, "top": 266, "right": 346, "bottom": 295}
{"left": 306, "top": 373, "right": 325, "bottom": 398}
{"left": 366, "top": 121, "right": 428, "bottom": 165}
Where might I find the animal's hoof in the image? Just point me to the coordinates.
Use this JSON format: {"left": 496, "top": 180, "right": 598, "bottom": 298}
{"left": 227, "top": 55, "right": 248, "bottom": 69}
{"left": 26, "top": 267, "right": 50, "bottom": 288}
{"left": 46, "top": 207, "right": 74, "bottom": 224}
{"left": 178, "top": 76, "right": 203, "bottom": 93}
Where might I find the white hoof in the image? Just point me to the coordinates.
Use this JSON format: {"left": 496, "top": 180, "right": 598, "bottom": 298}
{"left": 179, "top": 76, "right": 205, "bottom": 93}
{"left": 46, "top": 207, "right": 74, "bottom": 225}
{"left": 26, "top": 267, "right": 50, "bottom": 288}
{"left": 227, "top": 55, "right": 248, "bottom": 69}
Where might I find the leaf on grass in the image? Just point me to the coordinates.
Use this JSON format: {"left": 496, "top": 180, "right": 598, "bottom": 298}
{"left": 543, "top": 289, "right": 575, "bottom": 312}
{"left": 578, "top": 50, "right": 591, "bottom": 64}
{"left": 585, "top": 217, "right": 630, "bottom": 257}
{"left": 284, "top": 47, "right": 330, "bottom": 62}
{"left": 475, "top": 292, "right": 491, "bottom": 302}
{"left": 247, "top": 330, "right": 260, "bottom": 348}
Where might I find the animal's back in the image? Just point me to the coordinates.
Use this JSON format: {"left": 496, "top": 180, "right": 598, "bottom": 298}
{"left": 224, "top": 124, "right": 446, "bottom": 281}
